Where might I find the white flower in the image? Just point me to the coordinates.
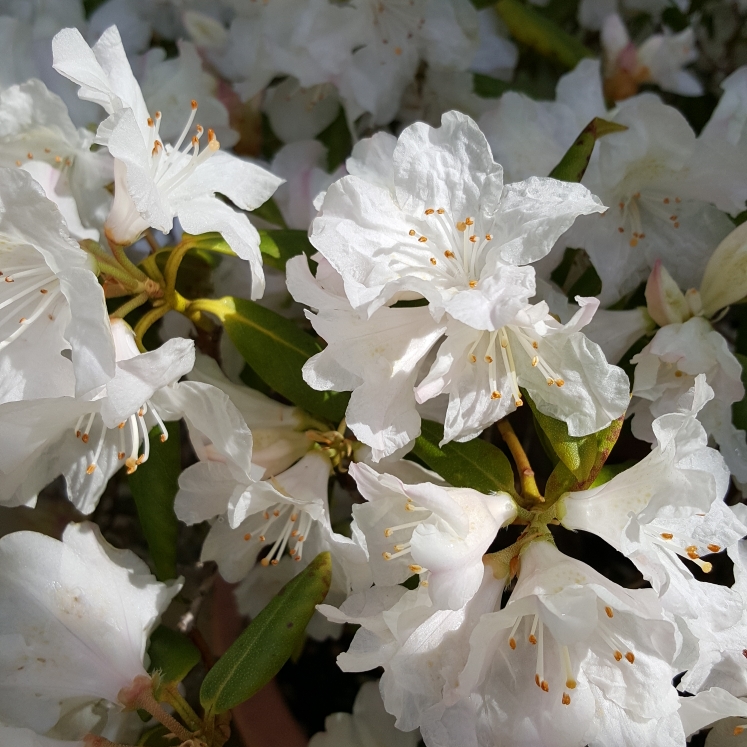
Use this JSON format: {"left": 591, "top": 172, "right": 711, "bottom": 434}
{"left": 308, "top": 680, "right": 419, "bottom": 747}
{"left": 349, "top": 462, "right": 515, "bottom": 610}
{"left": 0, "top": 166, "right": 114, "bottom": 403}
{"left": 270, "top": 140, "right": 345, "bottom": 230}
{"left": 264, "top": 79, "right": 343, "bottom": 144}
{"left": 469, "top": 8, "right": 517, "bottom": 80}
{"left": 0, "top": 319, "right": 201, "bottom": 514}
{"left": 318, "top": 565, "right": 506, "bottom": 738}
{"left": 631, "top": 263, "right": 747, "bottom": 480}
{"left": 700, "top": 66, "right": 747, "bottom": 151}
{"left": 199, "top": 451, "right": 371, "bottom": 598}
{"left": 564, "top": 94, "right": 747, "bottom": 304}
{"left": 678, "top": 687, "right": 747, "bottom": 739}
{"left": 0, "top": 521, "right": 180, "bottom": 736}
{"left": 52, "top": 25, "right": 283, "bottom": 299}
{"left": 456, "top": 541, "right": 682, "bottom": 747}
{"left": 0, "top": 79, "right": 113, "bottom": 235}
{"left": 293, "top": 112, "right": 624, "bottom": 457}
{"left": 576, "top": 0, "right": 689, "bottom": 31}
{"left": 601, "top": 13, "right": 702, "bottom": 101}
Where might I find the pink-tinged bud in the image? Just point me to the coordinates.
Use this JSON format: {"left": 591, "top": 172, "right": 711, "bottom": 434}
{"left": 645, "top": 260, "right": 690, "bottom": 327}
{"left": 700, "top": 222, "right": 747, "bottom": 317}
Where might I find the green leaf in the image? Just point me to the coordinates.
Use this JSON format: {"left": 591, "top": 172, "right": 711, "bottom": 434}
{"left": 259, "top": 229, "right": 315, "bottom": 272}
{"left": 473, "top": 73, "right": 511, "bottom": 98}
{"left": 550, "top": 247, "right": 602, "bottom": 299}
{"left": 318, "top": 107, "right": 352, "bottom": 171}
{"left": 412, "top": 420, "right": 517, "bottom": 498}
{"left": 549, "top": 118, "right": 629, "bottom": 183}
{"left": 200, "top": 551, "right": 332, "bottom": 715}
{"left": 251, "top": 197, "right": 288, "bottom": 229}
{"left": 526, "top": 394, "right": 625, "bottom": 502}
{"left": 138, "top": 725, "right": 174, "bottom": 747}
{"left": 496, "top": 0, "right": 593, "bottom": 69}
{"left": 147, "top": 626, "right": 201, "bottom": 686}
{"left": 210, "top": 296, "right": 348, "bottom": 423}
{"left": 733, "top": 353, "right": 747, "bottom": 431}
{"left": 128, "top": 422, "right": 181, "bottom": 581}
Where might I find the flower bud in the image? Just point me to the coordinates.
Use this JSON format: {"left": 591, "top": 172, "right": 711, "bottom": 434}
{"left": 699, "top": 221, "right": 747, "bottom": 317}
{"left": 644, "top": 260, "right": 690, "bottom": 327}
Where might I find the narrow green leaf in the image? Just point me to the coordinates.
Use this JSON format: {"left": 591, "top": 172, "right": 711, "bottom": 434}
{"left": 733, "top": 353, "right": 747, "bottom": 431}
{"left": 147, "top": 626, "right": 201, "bottom": 686}
{"left": 259, "top": 229, "right": 314, "bottom": 272}
{"left": 413, "top": 420, "right": 518, "bottom": 498}
{"left": 200, "top": 551, "right": 332, "bottom": 715}
{"left": 215, "top": 296, "right": 349, "bottom": 423}
{"left": 496, "top": 0, "right": 593, "bottom": 69}
{"left": 128, "top": 422, "right": 181, "bottom": 581}
{"left": 549, "top": 118, "right": 629, "bottom": 183}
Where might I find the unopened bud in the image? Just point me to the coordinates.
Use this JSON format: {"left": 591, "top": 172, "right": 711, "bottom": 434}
{"left": 645, "top": 260, "right": 690, "bottom": 327}
{"left": 700, "top": 222, "right": 747, "bottom": 317}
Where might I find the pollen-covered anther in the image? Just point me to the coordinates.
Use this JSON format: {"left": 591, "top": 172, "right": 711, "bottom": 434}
{"left": 444, "top": 250, "right": 455, "bottom": 258}
{"left": 117, "top": 452, "right": 125, "bottom": 460}
{"left": 562, "top": 693, "right": 571, "bottom": 705}
{"left": 509, "top": 637, "right": 517, "bottom": 650}
{"left": 605, "top": 606, "right": 614, "bottom": 618}
{"left": 430, "top": 258, "right": 437, "bottom": 265}
{"left": 625, "top": 652, "right": 635, "bottom": 664}
{"left": 81, "top": 434, "right": 89, "bottom": 444}
{"left": 484, "top": 355, "right": 493, "bottom": 363}
{"left": 408, "top": 564, "right": 424, "bottom": 573}
{"left": 382, "top": 551, "right": 393, "bottom": 560}
{"left": 660, "top": 532, "right": 673, "bottom": 540}
{"left": 541, "top": 680, "right": 549, "bottom": 692}
{"left": 424, "top": 208, "right": 435, "bottom": 215}
{"left": 191, "top": 99, "right": 198, "bottom": 110}
{"left": 465, "top": 217, "right": 474, "bottom": 226}
{"left": 469, "top": 354, "right": 477, "bottom": 363}
{"left": 686, "top": 545, "right": 700, "bottom": 560}
{"left": 491, "top": 391, "right": 501, "bottom": 400}
{"left": 409, "top": 229, "right": 416, "bottom": 236}
{"left": 707, "top": 544, "right": 721, "bottom": 553}
{"left": 86, "top": 464, "right": 96, "bottom": 475}
{"left": 125, "top": 457, "right": 138, "bottom": 474}
{"left": 468, "top": 280, "right": 477, "bottom": 288}
{"left": 469, "top": 235, "right": 478, "bottom": 243}
{"left": 418, "top": 236, "right": 428, "bottom": 243}
{"left": 485, "top": 234, "right": 493, "bottom": 240}
{"left": 528, "top": 634, "right": 537, "bottom": 645}
{"left": 613, "top": 650, "right": 623, "bottom": 661}
{"left": 555, "top": 379, "right": 565, "bottom": 387}
{"left": 531, "top": 356, "right": 539, "bottom": 367}
{"left": 734, "top": 726, "right": 745, "bottom": 736}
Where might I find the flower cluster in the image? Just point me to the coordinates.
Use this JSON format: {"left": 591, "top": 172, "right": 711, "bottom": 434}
{"left": 2, "top": 2, "right": 747, "bottom": 747}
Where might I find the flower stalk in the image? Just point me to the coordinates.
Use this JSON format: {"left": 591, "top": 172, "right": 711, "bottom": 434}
{"left": 497, "top": 419, "right": 543, "bottom": 504}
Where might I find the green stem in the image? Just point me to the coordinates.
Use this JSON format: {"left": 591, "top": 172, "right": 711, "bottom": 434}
{"left": 163, "top": 241, "right": 196, "bottom": 298}
{"left": 134, "top": 304, "right": 170, "bottom": 351}
{"left": 159, "top": 684, "right": 202, "bottom": 732}
{"left": 497, "top": 419, "right": 544, "bottom": 504}
{"left": 96, "top": 260, "right": 144, "bottom": 291}
{"left": 109, "top": 292, "right": 149, "bottom": 319}
{"left": 110, "top": 241, "right": 149, "bottom": 283}
{"left": 139, "top": 251, "right": 167, "bottom": 286}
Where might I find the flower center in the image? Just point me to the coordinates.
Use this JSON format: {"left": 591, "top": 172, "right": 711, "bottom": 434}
{"left": 73, "top": 400, "right": 169, "bottom": 476}
{"left": 465, "top": 326, "right": 564, "bottom": 406}
{"left": 370, "top": 0, "right": 424, "bottom": 56}
{"left": 146, "top": 99, "right": 220, "bottom": 198}
{"left": 241, "top": 503, "right": 315, "bottom": 566}
{"left": 615, "top": 191, "right": 682, "bottom": 248}
{"left": 0, "top": 258, "right": 62, "bottom": 351}
{"left": 644, "top": 525, "right": 718, "bottom": 573}
{"left": 407, "top": 208, "right": 496, "bottom": 289}
{"left": 506, "top": 601, "right": 635, "bottom": 706}
{"left": 381, "top": 497, "right": 432, "bottom": 576}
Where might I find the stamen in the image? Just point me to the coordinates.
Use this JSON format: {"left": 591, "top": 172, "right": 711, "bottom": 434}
{"left": 561, "top": 645, "right": 576, "bottom": 689}
{"left": 508, "top": 617, "right": 522, "bottom": 650}
{"left": 528, "top": 614, "right": 539, "bottom": 645}
{"left": 125, "top": 414, "right": 140, "bottom": 474}
{"left": 384, "top": 520, "right": 423, "bottom": 537}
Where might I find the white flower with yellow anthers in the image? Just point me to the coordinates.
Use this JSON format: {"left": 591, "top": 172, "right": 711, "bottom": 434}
{"left": 317, "top": 565, "right": 507, "bottom": 741}
{"left": 52, "top": 25, "right": 283, "bottom": 299}
{"left": 199, "top": 451, "right": 371, "bottom": 596}
{"left": 0, "top": 320, "right": 243, "bottom": 515}
{"left": 455, "top": 541, "right": 682, "bottom": 747}
{"left": 631, "top": 242, "right": 747, "bottom": 482}
{"left": 0, "top": 79, "right": 113, "bottom": 236}
{"left": 349, "top": 461, "right": 515, "bottom": 610}
{"left": 560, "top": 377, "right": 747, "bottom": 676}
{"left": 0, "top": 166, "right": 114, "bottom": 404}
{"left": 0, "top": 522, "right": 180, "bottom": 739}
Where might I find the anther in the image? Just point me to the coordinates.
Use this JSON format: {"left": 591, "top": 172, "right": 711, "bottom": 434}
{"left": 660, "top": 533, "right": 673, "bottom": 540}
{"left": 707, "top": 544, "right": 721, "bottom": 553}
{"left": 614, "top": 651, "right": 623, "bottom": 661}
{"left": 191, "top": 99, "right": 198, "bottom": 110}
{"left": 14, "top": 160, "right": 20, "bottom": 166}
{"left": 430, "top": 258, "right": 437, "bottom": 265}
{"left": 625, "top": 652, "right": 635, "bottom": 664}
{"left": 562, "top": 693, "right": 571, "bottom": 705}
{"left": 27, "top": 152, "right": 33, "bottom": 160}
{"left": 531, "top": 356, "right": 539, "bottom": 367}
{"left": 670, "top": 215, "right": 677, "bottom": 221}
{"left": 465, "top": 217, "right": 474, "bottom": 226}
{"left": 491, "top": 391, "right": 501, "bottom": 399}
{"left": 735, "top": 726, "right": 745, "bottom": 736}
{"left": 605, "top": 606, "right": 614, "bottom": 618}
{"left": 86, "top": 464, "right": 96, "bottom": 474}
{"left": 408, "top": 564, "right": 423, "bottom": 573}
{"left": 147, "top": 117, "right": 154, "bottom": 127}
{"left": 509, "top": 638, "right": 516, "bottom": 649}
{"left": 40, "top": 289, "right": 47, "bottom": 294}
{"left": 484, "top": 355, "right": 493, "bottom": 363}
{"left": 673, "top": 222, "right": 679, "bottom": 228}
{"left": 469, "top": 355, "right": 476, "bottom": 363}
{"left": 437, "top": 208, "right": 445, "bottom": 214}
{"left": 424, "top": 208, "right": 434, "bottom": 215}
{"left": 629, "top": 238, "right": 638, "bottom": 247}
{"left": 409, "top": 229, "right": 416, "bottom": 236}
{"left": 485, "top": 234, "right": 492, "bottom": 240}
{"left": 456, "top": 221, "right": 466, "bottom": 231}
{"left": 541, "top": 681, "right": 549, "bottom": 692}
{"left": 444, "top": 250, "right": 455, "bottom": 258}
{"left": 468, "top": 280, "right": 477, "bottom": 288}
{"left": 686, "top": 545, "right": 699, "bottom": 560}
{"left": 469, "top": 235, "right": 477, "bottom": 243}
{"left": 555, "top": 379, "right": 565, "bottom": 387}
{"left": 529, "top": 635, "right": 537, "bottom": 645}
{"left": 418, "top": 236, "right": 428, "bottom": 243}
